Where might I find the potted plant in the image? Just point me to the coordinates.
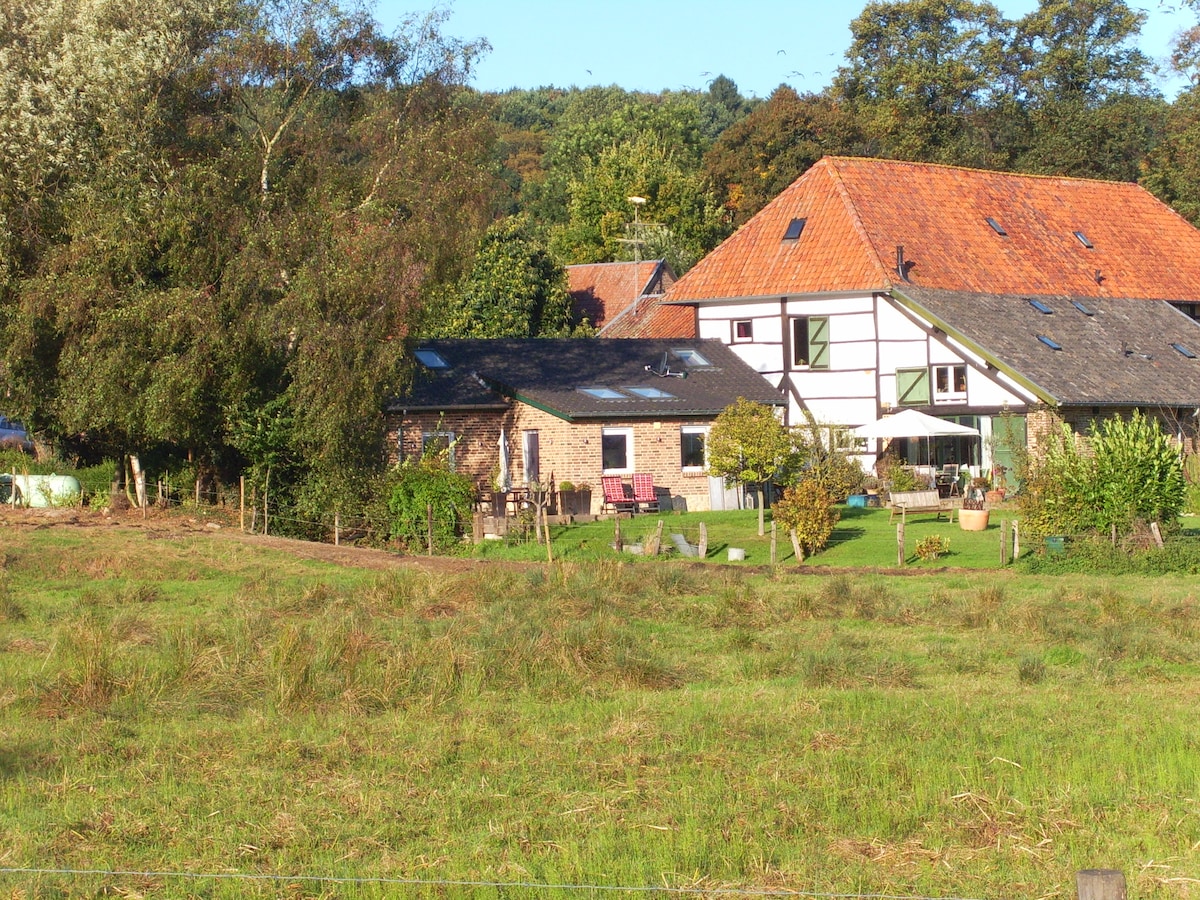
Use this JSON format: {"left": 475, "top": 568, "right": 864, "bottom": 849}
{"left": 557, "top": 480, "right": 592, "bottom": 516}
{"left": 958, "top": 495, "right": 989, "bottom": 531}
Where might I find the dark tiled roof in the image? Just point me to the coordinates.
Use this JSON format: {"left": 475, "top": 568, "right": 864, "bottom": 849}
{"left": 392, "top": 338, "right": 784, "bottom": 419}
{"left": 897, "top": 286, "right": 1200, "bottom": 407}
{"left": 666, "top": 156, "right": 1200, "bottom": 303}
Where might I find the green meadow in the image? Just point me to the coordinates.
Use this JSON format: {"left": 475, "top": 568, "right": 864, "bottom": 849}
{"left": 2, "top": 520, "right": 1200, "bottom": 899}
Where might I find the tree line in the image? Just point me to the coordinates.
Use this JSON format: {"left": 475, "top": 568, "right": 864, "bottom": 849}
{"left": 2, "top": 0, "right": 1199, "bottom": 533}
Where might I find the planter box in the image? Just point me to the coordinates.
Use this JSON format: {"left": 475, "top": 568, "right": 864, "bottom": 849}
{"left": 958, "top": 508, "right": 990, "bottom": 531}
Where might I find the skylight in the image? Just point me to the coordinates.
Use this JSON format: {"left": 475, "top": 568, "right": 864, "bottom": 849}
{"left": 783, "top": 218, "right": 807, "bottom": 241}
{"left": 1172, "top": 342, "right": 1197, "bottom": 359}
{"left": 1074, "top": 231, "right": 1094, "bottom": 249}
{"left": 1028, "top": 299, "right": 1053, "bottom": 314}
{"left": 1037, "top": 335, "right": 1063, "bottom": 350}
{"left": 985, "top": 217, "right": 1007, "bottom": 236}
{"left": 579, "top": 387, "right": 626, "bottom": 400}
{"left": 1071, "top": 300, "right": 1095, "bottom": 316}
{"left": 414, "top": 348, "right": 449, "bottom": 369}
{"left": 625, "top": 386, "right": 676, "bottom": 400}
{"left": 672, "top": 348, "right": 711, "bottom": 367}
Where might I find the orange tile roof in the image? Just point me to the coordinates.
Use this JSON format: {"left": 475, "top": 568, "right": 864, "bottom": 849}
{"left": 566, "top": 261, "right": 667, "bottom": 330}
{"left": 666, "top": 157, "right": 1200, "bottom": 303}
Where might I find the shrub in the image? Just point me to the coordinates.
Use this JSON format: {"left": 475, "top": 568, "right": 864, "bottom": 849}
{"left": 384, "top": 459, "right": 475, "bottom": 553}
{"left": 1092, "top": 410, "right": 1185, "bottom": 532}
{"left": 888, "top": 465, "right": 924, "bottom": 494}
{"left": 772, "top": 481, "right": 839, "bottom": 559}
{"left": 915, "top": 534, "right": 949, "bottom": 561}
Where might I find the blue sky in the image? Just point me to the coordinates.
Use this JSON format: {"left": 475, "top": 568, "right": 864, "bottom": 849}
{"left": 374, "top": 1, "right": 1193, "bottom": 100}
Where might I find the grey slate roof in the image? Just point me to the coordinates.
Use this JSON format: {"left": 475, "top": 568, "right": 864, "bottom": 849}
{"left": 391, "top": 338, "right": 784, "bottom": 420}
{"left": 896, "top": 286, "right": 1200, "bottom": 407}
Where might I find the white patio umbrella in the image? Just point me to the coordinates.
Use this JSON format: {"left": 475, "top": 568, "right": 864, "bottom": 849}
{"left": 852, "top": 408, "right": 980, "bottom": 440}
{"left": 497, "top": 428, "right": 511, "bottom": 493}
{"left": 852, "top": 408, "right": 980, "bottom": 469}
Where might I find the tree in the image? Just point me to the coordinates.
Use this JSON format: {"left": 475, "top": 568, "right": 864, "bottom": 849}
{"left": 706, "top": 398, "right": 795, "bottom": 536}
{"left": 428, "top": 215, "right": 573, "bottom": 338}
{"left": 832, "top": 0, "right": 1015, "bottom": 165}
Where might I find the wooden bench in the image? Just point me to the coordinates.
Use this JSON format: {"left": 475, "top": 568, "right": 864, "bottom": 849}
{"left": 888, "top": 489, "right": 958, "bottom": 523}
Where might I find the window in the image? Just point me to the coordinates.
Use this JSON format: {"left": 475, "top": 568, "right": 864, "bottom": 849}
{"left": 733, "top": 320, "right": 753, "bottom": 342}
{"left": 1074, "top": 231, "right": 1094, "bottom": 249}
{"left": 933, "top": 364, "right": 967, "bottom": 403}
{"left": 783, "top": 217, "right": 807, "bottom": 241}
{"left": 579, "top": 387, "right": 626, "bottom": 400}
{"left": 413, "top": 348, "right": 449, "bottom": 369}
{"left": 681, "top": 426, "right": 707, "bottom": 470}
{"left": 1071, "top": 300, "right": 1095, "bottom": 316}
{"left": 896, "top": 367, "right": 930, "bottom": 406}
{"left": 1028, "top": 299, "right": 1053, "bottom": 314}
{"left": 625, "top": 386, "right": 675, "bottom": 399}
{"left": 672, "top": 348, "right": 710, "bottom": 367}
{"left": 522, "top": 430, "right": 540, "bottom": 484}
{"left": 422, "top": 431, "right": 456, "bottom": 468}
{"left": 601, "top": 428, "right": 633, "bottom": 473}
{"left": 1172, "top": 342, "right": 1197, "bottom": 359}
{"left": 1037, "top": 334, "right": 1063, "bottom": 350}
{"left": 985, "top": 217, "right": 1007, "bottom": 236}
{"left": 792, "top": 316, "right": 830, "bottom": 369}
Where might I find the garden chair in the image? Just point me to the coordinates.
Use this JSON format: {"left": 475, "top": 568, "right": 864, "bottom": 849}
{"left": 632, "top": 473, "right": 659, "bottom": 513}
{"left": 601, "top": 475, "right": 636, "bottom": 516}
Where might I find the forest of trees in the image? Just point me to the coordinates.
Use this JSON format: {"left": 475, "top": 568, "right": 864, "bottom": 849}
{"left": 3, "top": 0, "right": 1200, "bottom": 531}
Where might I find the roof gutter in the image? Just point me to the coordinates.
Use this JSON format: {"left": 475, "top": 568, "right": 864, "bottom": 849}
{"left": 888, "top": 287, "right": 1061, "bottom": 406}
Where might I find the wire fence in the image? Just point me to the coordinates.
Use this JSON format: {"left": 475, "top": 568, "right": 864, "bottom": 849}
{"left": 0, "top": 867, "right": 990, "bottom": 900}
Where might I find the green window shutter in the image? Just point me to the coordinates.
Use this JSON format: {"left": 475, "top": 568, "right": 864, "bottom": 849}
{"left": 897, "top": 368, "right": 930, "bottom": 406}
{"left": 809, "top": 316, "right": 830, "bottom": 369}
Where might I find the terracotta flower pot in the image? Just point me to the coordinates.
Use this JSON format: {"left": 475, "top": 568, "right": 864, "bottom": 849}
{"left": 985, "top": 489, "right": 1005, "bottom": 504}
{"left": 959, "top": 508, "right": 990, "bottom": 531}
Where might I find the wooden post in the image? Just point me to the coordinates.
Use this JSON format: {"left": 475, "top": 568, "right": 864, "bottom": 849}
{"left": 427, "top": 503, "right": 434, "bottom": 556}
{"left": 130, "top": 455, "right": 147, "bottom": 511}
{"left": 543, "top": 506, "right": 554, "bottom": 563}
{"left": 263, "top": 467, "right": 270, "bottom": 536}
{"left": 240, "top": 476, "right": 245, "bottom": 533}
{"left": 334, "top": 512, "right": 340, "bottom": 547}
{"left": 1150, "top": 521, "right": 1164, "bottom": 549}
{"left": 1077, "top": 870, "right": 1126, "bottom": 900}
{"left": 897, "top": 518, "right": 906, "bottom": 566}
{"left": 790, "top": 528, "right": 803, "bottom": 564}
{"left": 770, "top": 521, "right": 777, "bottom": 565}
{"left": 1000, "top": 518, "right": 1009, "bottom": 565}
{"left": 613, "top": 516, "right": 623, "bottom": 552}
{"left": 1013, "top": 520, "right": 1020, "bottom": 560}
{"left": 698, "top": 522, "right": 707, "bottom": 559}
{"left": 646, "top": 519, "right": 663, "bottom": 556}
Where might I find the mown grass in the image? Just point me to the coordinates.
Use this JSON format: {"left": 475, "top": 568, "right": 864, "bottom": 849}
{"left": 480, "top": 505, "right": 1023, "bottom": 569}
{"left": 2, "top": 523, "right": 1200, "bottom": 899}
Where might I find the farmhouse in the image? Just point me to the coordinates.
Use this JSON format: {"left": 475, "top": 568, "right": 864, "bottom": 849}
{"left": 663, "top": 156, "right": 1200, "bottom": 476}
{"left": 387, "top": 337, "right": 784, "bottom": 514}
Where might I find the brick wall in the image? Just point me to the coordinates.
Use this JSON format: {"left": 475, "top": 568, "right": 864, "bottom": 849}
{"left": 1027, "top": 405, "right": 1199, "bottom": 458}
{"left": 388, "top": 403, "right": 715, "bottom": 513}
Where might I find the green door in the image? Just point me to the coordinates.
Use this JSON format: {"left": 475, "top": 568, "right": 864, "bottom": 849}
{"left": 990, "top": 415, "right": 1026, "bottom": 491}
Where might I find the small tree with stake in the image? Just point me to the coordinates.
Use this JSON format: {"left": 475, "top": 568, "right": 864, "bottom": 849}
{"left": 707, "top": 398, "right": 796, "bottom": 536}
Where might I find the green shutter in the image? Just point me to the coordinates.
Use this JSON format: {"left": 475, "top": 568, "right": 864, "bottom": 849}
{"left": 897, "top": 368, "right": 930, "bottom": 406}
{"left": 810, "top": 316, "right": 830, "bottom": 369}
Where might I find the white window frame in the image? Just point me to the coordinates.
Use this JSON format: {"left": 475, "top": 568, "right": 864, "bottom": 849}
{"left": 601, "top": 427, "right": 634, "bottom": 475}
{"left": 680, "top": 425, "right": 708, "bottom": 472}
{"left": 733, "top": 319, "right": 754, "bottom": 343}
{"left": 933, "top": 364, "right": 968, "bottom": 404}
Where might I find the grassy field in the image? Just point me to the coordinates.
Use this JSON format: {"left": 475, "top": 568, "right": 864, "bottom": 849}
{"left": 2, "top": 520, "right": 1200, "bottom": 899}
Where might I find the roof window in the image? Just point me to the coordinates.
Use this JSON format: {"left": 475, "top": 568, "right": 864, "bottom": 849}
{"left": 671, "top": 348, "right": 711, "bottom": 367}
{"left": 985, "top": 217, "right": 1007, "bottom": 236}
{"left": 579, "top": 387, "right": 626, "bottom": 400}
{"left": 1071, "top": 300, "right": 1095, "bottom": 316}
{"left": 1074, "top": 231, "right": 1094, "bottom": 249}
{"left": 1028, "top": 299, "right": 1053, "bottom": 314}
{"left": 1037, "top": 335, "right": 1063, "bottom": 351}
{"left": 1172, "top": 342, "right": 1197, "bottom": 359}
{"left": 414, "top": 348, "right": 450, "bottom": 369}
{"left": 783, "top": 218, "right": 807, "bottom": 241}
{"left": 625, "top": 386, "right": 676, "bottom": 399}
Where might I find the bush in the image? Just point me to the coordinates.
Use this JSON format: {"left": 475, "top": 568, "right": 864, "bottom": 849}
{"left": 385, "top": 459, "right": 475, "bottom": 553}
{"left": 915, "top": 534, "right": 949, "bottom": 561}
{"left": 771, "top": 481, "right": 839, "bottom": 558}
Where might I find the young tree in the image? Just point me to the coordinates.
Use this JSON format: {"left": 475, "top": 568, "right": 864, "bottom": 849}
{"left": 706, "top": 398, "right": 795, "bottom": 536}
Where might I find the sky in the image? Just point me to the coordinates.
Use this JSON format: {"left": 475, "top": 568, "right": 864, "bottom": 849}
{"left": 374, "top": 0, "right": 1194, "bottom": 100}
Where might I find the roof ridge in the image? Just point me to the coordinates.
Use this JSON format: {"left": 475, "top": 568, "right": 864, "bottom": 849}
{"left": 824, "top": 155, "right": 1145, "bottom": 189}
{"left": 824, "top": 158, "right": 895, "bottom": 289}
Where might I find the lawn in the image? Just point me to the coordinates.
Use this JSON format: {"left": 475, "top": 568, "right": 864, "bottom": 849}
{"left": 2, "top": 520, "right": 1200, "bottom": 898}
{"left": 476, "top": 503, "right": 1021, "bottom": 569}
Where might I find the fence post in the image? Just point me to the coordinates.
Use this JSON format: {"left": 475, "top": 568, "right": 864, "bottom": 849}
{"left": 897, "top": 518, "right": 906, "bottom": 566}
{"left": 426, "top": 503, "right": 434, "bottom": 556}
{"left": 334, "top": 511, "right": 340, "bottom": 547}
{"left": 1077, "top": 870, "right": 1126, "bottom": 900}
{"left": 770, "top": 521, "right": 777, "bottom": 565}
{"left": 1000, "top": 518, "right": 1009, "bottom": 566}
{"left": 239, "top": 476, "right": 245, "bottom": 533}
{"left": 698, "top": 522, "right": 707, "bottom": 559}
